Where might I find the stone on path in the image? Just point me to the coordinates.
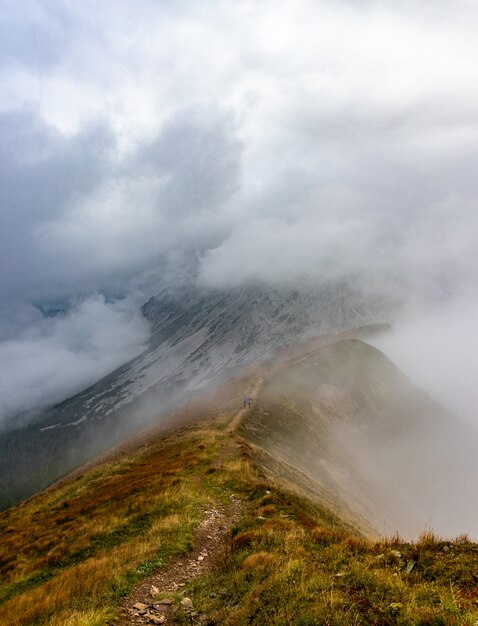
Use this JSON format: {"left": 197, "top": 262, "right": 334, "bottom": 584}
{"left": 150, "top": 584, "right": 160, "bottom": 597}
{"left": 181, "top": 597, "right": 193, "bottom": 611}
{"left": 153, "top": 598, "right": 175, "bottom": 611}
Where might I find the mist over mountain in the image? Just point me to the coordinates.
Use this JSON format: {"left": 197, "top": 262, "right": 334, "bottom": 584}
{"left": 0, "top": 0, "right": 477, "bottom": 560}
{"left": 1, "top": 0, "right": 478, "bottom": 435}
{"left": 371, "top": 294, "right": 478, "bottom": 431}
{"left": 0, "top": 282, "right": 390, "bottom": 509}
{"left": 4, "top": 329, "right": 478, "bottom": 625}
{"left": 240, "top": 336, "right": 478, "bottom": 539}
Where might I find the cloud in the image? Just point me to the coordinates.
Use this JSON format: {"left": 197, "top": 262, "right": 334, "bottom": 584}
{"left": 0, "top": 102, "right": 242, "bottom": 425}
{"left": 0, "top": 294, "right": 150, "bottom": 427}
{"left": 0, "top": 105, "right": 242, "bottom": 303}
{"left": 0, "top": 109, "right": 114, "bottom": 301}
{"left": 0, "top": 0, "right": 69, "bottom": 69}
{"left": 371, "top": 293, "right": 478, "bottom": 428}
{"left": 1, "top": 0, "right": 478, "bottom": 422}
{"left": 198, "top": 216, "right": 381, "bottom": 288}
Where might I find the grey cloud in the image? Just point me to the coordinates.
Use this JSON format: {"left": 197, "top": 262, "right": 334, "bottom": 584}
{"left": 0, "top": 99, "right": 244, "bottom": 424}
{"left": 0, "top": 109, "right": 114, "bottom": 301}
{"left": 136, "top": 106, "right": 242, "bottom": 216}
{"left": 0, "top": 109, "right": 112, "bottom": 216}
{"left": 1, "top": 0, "right": 478, "bottom": 430}
{"left": 0, "top": 301, "right": 44, "bottom": 342}
{"left": 198, "top": 103, "right": 478, "bottom": 300}
{"left": 371, "top": 293, "right": 478, "bottom": 429}
{"left": 0, "top": 294, "right": 150, "bottom": 427}
{"left": 0, "top": 105, "right": 242, "bottom": 303}
{"left": 0, "top": 0, "right": 68, "bottom": 69}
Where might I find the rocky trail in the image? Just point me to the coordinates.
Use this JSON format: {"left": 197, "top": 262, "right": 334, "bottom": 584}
{"left": 109, "top": 383, "right": 266, "bottom": 625}
{"left": 112, "top": 493, "right": 242, "bottom": 625}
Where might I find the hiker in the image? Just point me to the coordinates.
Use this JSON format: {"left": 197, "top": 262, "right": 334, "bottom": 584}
{"left": 247, "top": 393, "right": 252, "bottom": 408}
{"left": 243, "top": 394, "right": 247, "bottom": 408}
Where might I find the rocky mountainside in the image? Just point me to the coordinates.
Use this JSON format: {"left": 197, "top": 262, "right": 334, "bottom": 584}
{"left": 0, "top": 283, "right": 390, "bottom": 509}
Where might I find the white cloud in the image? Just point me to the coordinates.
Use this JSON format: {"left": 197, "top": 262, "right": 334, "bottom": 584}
{"left": 198, "top": 216, "right": 381, "bottom": 288}
{"left": 0, "top": 294, "right": 150, "bottom": 425}
{"left": 372, "top": 293, "right": 478, "bottom": 428}
{"left": 1, "top": 0, "right": 478, "bottom": 421}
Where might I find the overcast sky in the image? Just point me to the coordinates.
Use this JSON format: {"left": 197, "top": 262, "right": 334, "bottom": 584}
{"left": 1, "top": 0, "right": 478, "bottom": 423}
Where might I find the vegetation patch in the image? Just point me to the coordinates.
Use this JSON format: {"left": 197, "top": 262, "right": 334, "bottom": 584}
{"left": 2, "top": 411, "right": 478, "bottom": 626}
{"left": 0, "top": 425, "right": 223, "bottom": 626}
{"left": 165, "top": 439, "right": 478, "bottom": 626}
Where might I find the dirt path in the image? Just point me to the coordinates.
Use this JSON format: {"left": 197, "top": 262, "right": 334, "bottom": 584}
{"left": 112, "top": 493, "right": 241, "bottom": 626}
{"left": 112, "top": 385, "right": 263, "bottom": 625}
{"left": 227, "top": 337, "right": 346, "bottom": 435}
{"left": 227, "top": 375, "right": 264, "bottom": 433}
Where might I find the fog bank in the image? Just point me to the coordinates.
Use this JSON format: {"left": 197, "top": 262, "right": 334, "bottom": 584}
{"left": 0, "top": 294, "right": 150, "bottom": 428}
{"left": 1, "top": 0, "right": 478, "bottom": 425}
{"left": 371, "top": 294, "right": 478, "bottom": 431}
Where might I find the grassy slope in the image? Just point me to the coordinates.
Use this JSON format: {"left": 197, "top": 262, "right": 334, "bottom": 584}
{"left": 2, "top": 419, "right": 478, "bottom": 624}
{"left": 239, "top": 339, "right": 463, "bottom": 538}
{"left": 1, "top": 340, "right": 478, "bottom": 625}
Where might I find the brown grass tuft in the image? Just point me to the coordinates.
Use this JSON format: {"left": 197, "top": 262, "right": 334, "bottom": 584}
{"left": 232, "top": 531, "right": 257, "bottom": 550}
{"left": 417, "top": 530, "right": 441, "bottom": 547}
{"left": 453, "top": 533, "right": 470, "bottom": 545}
{"left": 310, "top": 525, "right": 342, "bottom": 545}
{"left": 342, "top": 536, "right": 369, "bottom": 553}
{"left": 242, "top": 551, "right": 274, "bottom": 570}
{"left": 257, "top": 504, "right": 276, "bottom": 517}
{"left": 291, "top": 546, "right": 307, "bottom": 558}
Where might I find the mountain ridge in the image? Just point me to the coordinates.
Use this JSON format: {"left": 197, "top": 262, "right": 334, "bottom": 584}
{"left": 0, "top": 283, "right": 390, "bottom": 509}
{"left": 2, "top": 328, "right": 478, "bottom": 625}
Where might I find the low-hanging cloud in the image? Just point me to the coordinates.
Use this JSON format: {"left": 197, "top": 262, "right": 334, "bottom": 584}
{"left": 371, "top": 293, "right": 478, "bottom": 430}
{"left": 2, "top": 0, "right": 477, "bottom": 303}
{"left": 0, "top": 101, "right": 242, "bottom": 425}
{"left": 1, "top": 0, "right": 478, "bottom": 425}
{"left": 0, "top": 294, "right": 150, "bottom": 428}
{"left": 0, "top": 105, "right": 242, "bottom": 303}
{"left": 198, "top": 216, "right": 380, "bottom": 287}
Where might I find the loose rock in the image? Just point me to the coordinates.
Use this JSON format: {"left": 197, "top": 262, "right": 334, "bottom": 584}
{"left": 116, "top": 492, "right": 242, "bottom": 625}
{"left": 181, "top": 597, "right": 194, "bottom": 611}
{"left": 153, "top": 598, "right": 175, "bottom": 612}
{"left": 150, "top": 585, "right": 160, "bottom": 597}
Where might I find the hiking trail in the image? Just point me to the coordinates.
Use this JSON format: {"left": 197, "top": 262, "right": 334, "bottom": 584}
{"left": 112, "top": 492, "right": 241, "bottom": 625}
{"left": 227, "top": 375, "right": 264, "bottom": 433}
{"left": 111, "top": 378, "right": 269, "bottom": 624}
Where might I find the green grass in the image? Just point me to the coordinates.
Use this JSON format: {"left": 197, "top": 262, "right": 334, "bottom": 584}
{"left": 0, "top": 423, "right": 223, "bottom": 625}
{"left": 165, "top": 450, "right": 478, "bottom": 625}
{"left": 2, "top": 412, "right": 478, "bottom": 626}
